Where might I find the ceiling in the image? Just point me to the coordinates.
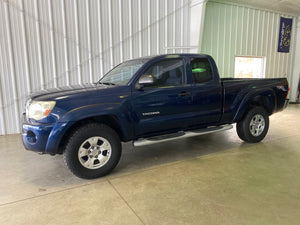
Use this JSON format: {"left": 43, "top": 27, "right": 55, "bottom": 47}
{"left": 215, "top": 0, "right": 300, "bottom": 15}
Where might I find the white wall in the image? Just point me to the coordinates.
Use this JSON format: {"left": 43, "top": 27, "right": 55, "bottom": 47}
{"left": 0, "top": 0, "right": 193, "bottom": 135}
{"left": 189, "top": 0, "right": 207, "bottom": 52}
{"left": 290, "top": 17, "right": 300, "bottom": 102}
{"left": 201, "top": 0, "right": 298, "bottom": 83}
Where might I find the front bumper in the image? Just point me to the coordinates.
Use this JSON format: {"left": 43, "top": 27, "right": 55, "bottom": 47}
{"left": 22, "top": 123, "right": 54, "bottom": 153}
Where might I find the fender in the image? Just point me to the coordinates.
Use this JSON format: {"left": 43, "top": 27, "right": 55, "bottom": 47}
{"left": 233, "top": 88, "right": 277, "bottom": 122}
{"left": 45, "top": 102, "right": 134, "bottom": 154}
{"left": 45, "top": 121, "right": 75, "bottom": 154}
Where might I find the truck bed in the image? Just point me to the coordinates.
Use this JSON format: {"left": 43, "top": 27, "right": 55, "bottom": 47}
{"left": 220, "top": 77, "right": 289, "bottom": 123}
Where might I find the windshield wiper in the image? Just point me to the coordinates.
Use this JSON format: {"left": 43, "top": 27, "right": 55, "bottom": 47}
{"left": 97, "top": 82, "right": 116, "bottom": 86}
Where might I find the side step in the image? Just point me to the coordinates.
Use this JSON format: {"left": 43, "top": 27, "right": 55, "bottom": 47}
{"left": 133, "top": 124, "right": 233, "bottom": 147}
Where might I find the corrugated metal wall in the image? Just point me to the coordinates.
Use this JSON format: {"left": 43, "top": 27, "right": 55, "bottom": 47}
{"left": 0, "top": 0, "right": 191, "bottom": 135}
{"left": 201, "top": 1, "right": 297, "bottom": 80}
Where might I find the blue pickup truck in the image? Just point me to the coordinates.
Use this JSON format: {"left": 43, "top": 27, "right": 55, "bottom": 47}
{"left": 22, "top": 54, "right": 289, "bottom": 179}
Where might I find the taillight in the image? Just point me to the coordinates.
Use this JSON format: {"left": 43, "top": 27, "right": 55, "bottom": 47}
{"left": 286, "top": 87, "right": 290, "bottom": 98}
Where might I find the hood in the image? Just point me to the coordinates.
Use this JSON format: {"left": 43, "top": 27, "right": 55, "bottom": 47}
{"left": 29, "top": 83, "right": 115, "bottom": 101}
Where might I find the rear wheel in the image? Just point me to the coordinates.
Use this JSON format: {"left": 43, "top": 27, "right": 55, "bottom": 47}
{"left": 236, "top": 107, "right": 269, "bottom": 143}
{"left": 64, "top": 123, "right": 121, "bottom": 179}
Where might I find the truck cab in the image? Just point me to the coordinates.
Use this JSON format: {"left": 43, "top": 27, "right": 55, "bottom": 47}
{"left": 130, "top": 54, "right": 222, "bottom": 137}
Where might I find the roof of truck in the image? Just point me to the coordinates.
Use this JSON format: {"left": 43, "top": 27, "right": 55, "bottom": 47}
{"left": 123, "top": 54, "right": 210, "bottom": 63}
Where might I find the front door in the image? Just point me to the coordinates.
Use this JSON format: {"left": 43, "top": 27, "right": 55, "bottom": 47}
{"left": 131, "top": 58, "right": 195, "bottom": 137}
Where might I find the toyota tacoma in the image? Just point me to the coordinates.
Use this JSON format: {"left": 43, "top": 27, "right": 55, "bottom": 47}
{"left": 22, "top": 54, "right": 289, "bottom": 179}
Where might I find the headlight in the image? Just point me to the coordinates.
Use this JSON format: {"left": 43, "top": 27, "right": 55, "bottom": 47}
{"left": 26, "top": 101, "right": 56, "bottom": 120}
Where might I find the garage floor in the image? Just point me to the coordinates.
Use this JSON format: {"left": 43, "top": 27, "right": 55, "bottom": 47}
{"left": 0, "top": 104, "right": 299, "bottom": 225}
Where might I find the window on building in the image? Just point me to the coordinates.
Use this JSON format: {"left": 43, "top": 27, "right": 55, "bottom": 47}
{"left": 234, "top": 56, "right": 266, "bottom": 78}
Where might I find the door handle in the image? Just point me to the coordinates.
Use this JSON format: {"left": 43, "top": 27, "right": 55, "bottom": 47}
{"left": 178, "top": 91, "right": 191, "bottom": 97}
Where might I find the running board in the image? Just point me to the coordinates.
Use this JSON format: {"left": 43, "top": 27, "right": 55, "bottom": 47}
{"left": 133, "top": 124, "right": 233, "bottom": 147}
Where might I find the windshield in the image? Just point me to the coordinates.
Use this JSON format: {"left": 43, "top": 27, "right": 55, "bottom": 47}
{"left": 99, "top": 59, "right": 148, "bottom": 85}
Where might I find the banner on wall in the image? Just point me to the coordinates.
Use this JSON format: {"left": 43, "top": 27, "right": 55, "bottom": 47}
{"left": 278, "top": 17, "right": 293, "bottom": 53}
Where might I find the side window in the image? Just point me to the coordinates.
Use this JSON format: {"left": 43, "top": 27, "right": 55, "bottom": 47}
{"left": 140, "top": 59, "right": 185, "bottom": 88}
{"left": 190, "top": 58, "right": 213, "bottom": 83}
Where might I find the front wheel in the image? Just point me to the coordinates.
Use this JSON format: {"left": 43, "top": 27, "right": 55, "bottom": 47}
{"left": 63, "top": 123, "right": 121, "bottom": 179}
{"left": 236, "top": 107, "right": 269, "bottom": 143}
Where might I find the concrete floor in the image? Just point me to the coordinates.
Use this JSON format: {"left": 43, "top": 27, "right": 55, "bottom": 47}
{"left": 0, "top": 104, "right": 300, "bottom": 225}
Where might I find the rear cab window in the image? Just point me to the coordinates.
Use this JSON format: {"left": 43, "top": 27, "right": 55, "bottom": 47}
{"left": 190, "top": 58, "right": 213, "bottom": 84}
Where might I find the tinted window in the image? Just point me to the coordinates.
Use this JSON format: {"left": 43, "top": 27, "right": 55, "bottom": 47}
{"left": 190, "top": 58, "right": 213, "bottom": 83}
{"left": 140, "top": 59, "right": 184, "bottom": 88}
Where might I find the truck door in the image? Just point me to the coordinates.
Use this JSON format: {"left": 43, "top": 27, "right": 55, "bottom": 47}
{"left": 188, "top": 57, "right": 222, "bottom": 126}
{"left": 131, "top": 58, "right": 195, "bottom": 137}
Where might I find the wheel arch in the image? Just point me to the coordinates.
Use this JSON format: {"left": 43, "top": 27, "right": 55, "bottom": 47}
{"left": 233, "top": 88, "right": 276, "bottom": 122}
{"left": 57, "top": 115, "right": 126, "bottom": 154}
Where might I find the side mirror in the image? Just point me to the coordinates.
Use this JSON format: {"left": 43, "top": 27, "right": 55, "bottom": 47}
{"left": 136, "top": 75, "right": 154, "bottom": 90}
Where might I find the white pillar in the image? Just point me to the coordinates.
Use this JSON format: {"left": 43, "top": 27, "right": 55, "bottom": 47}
{"left": 290, "top": 17, "right": 300, "bottom": 102}
{"left": 189, "top": 0, "right": 208, "bottom": 53}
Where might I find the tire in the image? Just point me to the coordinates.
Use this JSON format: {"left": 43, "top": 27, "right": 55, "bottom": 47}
{"left": 236, "top": 107, "right": 269, "bottom": 143}
{"left": 63, "top": 123, "right": 121, "bottom": 179}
